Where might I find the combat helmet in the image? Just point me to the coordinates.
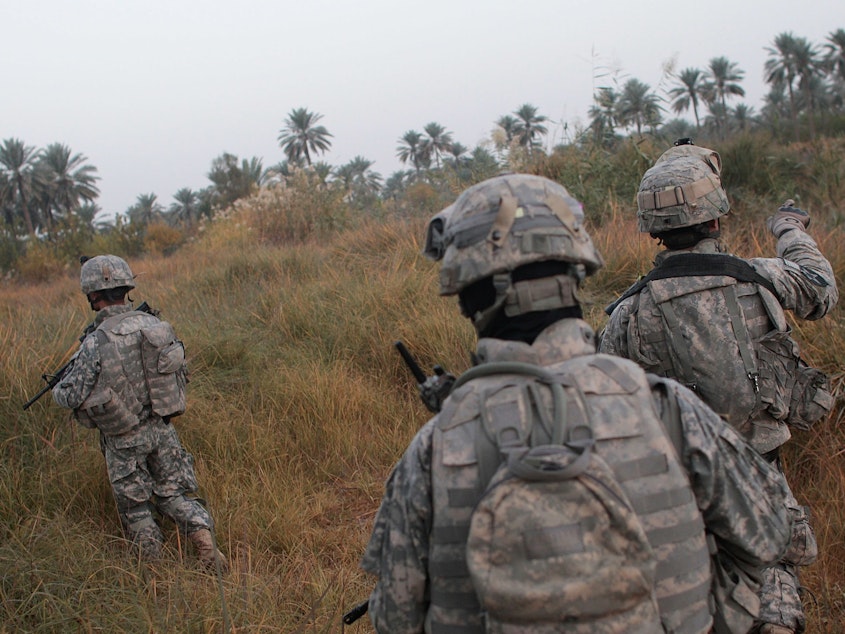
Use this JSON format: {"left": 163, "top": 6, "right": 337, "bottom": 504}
{"left": 80, "top": 255, "right": 136, "bottom": 295}
{"left": 636, "top": 139, "right": 730, "bottom": 235}
{"left": 424, "top": 173, "right": 603, "bottom": 331}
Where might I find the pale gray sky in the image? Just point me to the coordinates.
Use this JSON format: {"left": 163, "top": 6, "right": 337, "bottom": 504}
{"left": 2, "top": 1, "right": 843, "bottom": 218}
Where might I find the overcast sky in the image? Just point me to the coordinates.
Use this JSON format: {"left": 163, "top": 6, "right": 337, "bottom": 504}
{"left": 2, "top": 1, "right": 843, "bottom": 218}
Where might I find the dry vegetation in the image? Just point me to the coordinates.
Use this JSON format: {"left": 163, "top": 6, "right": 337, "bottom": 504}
{"left": 2, "top": 141, "right": 844, "bottom": 633}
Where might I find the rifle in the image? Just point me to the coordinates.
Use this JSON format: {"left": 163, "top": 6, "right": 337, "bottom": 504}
{"left": 22, "top": 301, "right": 156, "bottom": 411}
{"left": 394, "top": 341, "right": 455, "bottom": 414}
{"left": 342, "top": 599, "right": 369, "bottom": 625}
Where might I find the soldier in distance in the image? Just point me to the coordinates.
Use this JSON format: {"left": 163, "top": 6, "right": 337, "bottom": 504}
{"left": 52, "top": 255, "right": 227, "bottom": 571}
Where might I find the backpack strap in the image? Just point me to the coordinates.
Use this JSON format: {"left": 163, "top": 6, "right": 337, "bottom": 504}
{"left": 605, "top": 253, "right": 778, "bottom": 315}
{"left": 452, "top": 361, "right": 574, "bottom": 488}
{"left": 646, "top": 374, "right": 685, "bottom": 461}
{"left": 722, "top": 284, "right": 762, "bottom": 405}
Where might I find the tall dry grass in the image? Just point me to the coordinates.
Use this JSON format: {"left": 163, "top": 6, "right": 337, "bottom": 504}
{"left": 1, "top": 161, "right": 843, "bottom": 632}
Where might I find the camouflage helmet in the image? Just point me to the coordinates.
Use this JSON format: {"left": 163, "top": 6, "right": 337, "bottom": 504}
{"left": 636, "top": 142, "right": 730, "bottom": 234}
{"left": 424, "top": 174, "right": 603, "bottom": 330}
{"left": 80, "top": 255, "right": 136, "bottom": 295}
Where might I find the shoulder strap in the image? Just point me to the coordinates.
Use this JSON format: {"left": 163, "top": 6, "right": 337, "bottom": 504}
{"left": 96, "top": 309, "right": 148, "bottom": 334}
{"left": 605, "top": 253, "right": 778, "bottom": 315}
{"left": 454, "top": 361, "right": 583, "bottom": 488}
{"left": 646, "top": 375, "right": 685, "bottom": 461}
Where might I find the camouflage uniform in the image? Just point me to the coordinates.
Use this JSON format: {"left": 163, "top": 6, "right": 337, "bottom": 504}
{"left": 363, "top": 174, "right": 791, "bottom": 634}
{"left": 362, "top": 319, "right": 791, "bottom": 634}
{"left": 53, "top": 258, "right": 219, "bottom": 564}
{"left": 599, "top": 143, "right": 838, "bottom": 634}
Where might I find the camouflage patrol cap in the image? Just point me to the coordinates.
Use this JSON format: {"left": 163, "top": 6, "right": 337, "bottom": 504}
{"left": 80, "top": 255, "right": 136, "bottom": 295}
{"left": 637, "top": 143, "right": 730, "bottom": 234}
{"left": 433, "top": 174, "right": 604, "bottom": 296}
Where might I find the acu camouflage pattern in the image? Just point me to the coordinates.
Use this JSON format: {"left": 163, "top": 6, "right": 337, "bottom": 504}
{"left": 53, "top": 304, "right": 210, "bottom": 558}
{"left": 436, "top": 174, "right": 604, "bottom": 296}
{"left": 467, "top": 441, "right": 662, "bottom": 633}
{"left": 600, "top": 225, "right": 838, "bottom": 634}
{"left": 80, "top": 254, "right": 136, "bottom": 294}
{"left": 362, "top": 318, "right": 791, "bottom": 634}
{"left": 636, "top": 144, "right": 729, "bottom": 234}
{"left": 599, "top": 230, "right": 839, "bottom": 454}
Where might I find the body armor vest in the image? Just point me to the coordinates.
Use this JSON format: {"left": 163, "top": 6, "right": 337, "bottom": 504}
{"left": 627, "top": 274, "right": 784, "bottom": 433}
{"left": 76, "top": 310, "right": 162, "bottom": 435}
{"left": 427, "top": 354, "right": 712, "bottom": 634}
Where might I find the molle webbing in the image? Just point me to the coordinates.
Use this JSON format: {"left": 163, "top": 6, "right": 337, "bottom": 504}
{"left": 430, "top": 359, "right": 710, "bottom": 632}
{"left": 637, "top": 176, "right": 720, "bottom": 211}
{"left": 605, "top": 253, "right": 777, "bottom": 315}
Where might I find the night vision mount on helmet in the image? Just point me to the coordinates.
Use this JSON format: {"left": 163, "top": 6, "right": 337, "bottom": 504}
{"left": 423, "top": 173, "right": 604, "bottom": 332}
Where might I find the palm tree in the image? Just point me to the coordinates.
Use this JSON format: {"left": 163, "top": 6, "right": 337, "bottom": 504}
{"left": 169, "top": 188, "right": 200, "bottom": 229}
{"left": 512, "top": 104, "right": 548, "bottom": 152}
{"left": 127, "top": 193, "right": 164, "bottom": 225}
{"left": 705, "top": 57, "right": 746, "bottom": 110}
{"left": 277, "top": 107, "right": 333, "bottom": 166}
{"left": 588, "top": 87, "right": 619, "bottom": 146}
{"left": 207, "top": 153, "right": 265, "bottom": 208}
{"left": 792, "top": 37, "right": 825, "bottom": 140}
{"left": 703, "top": 57, "right": 745, "bottom": 138}
{"left": 730, "top": 104, "right": 757, "bottom": 133}
{"left": 396, "top": 130, "right": 428, "bottom": 175}
{"left": 616, "top": 79, "right": 663, "bottom": 136}
{"left": 0, "top": 138, "right": 39, "bottom": 235}
{"left": 668, "top": 68, "right": 707, "bottom": 129}
{"left": 421, "top": 122, "right": 454, "bottom": 169}
{"left": 825, "top": 28, "right": 845, "bottom": 81}
{"left": 334, "top": 156, "right": 382, "bottom": 210}
{"left": 765, "top": 33, "right": 806, "bottom": 141}
{"left": 494, "top": 115, "right": 519, "bottom": 147}
{"left": 37, "top": 143, "right": 100, "bottom": 229}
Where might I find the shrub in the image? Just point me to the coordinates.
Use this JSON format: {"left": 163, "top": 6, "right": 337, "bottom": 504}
{"left": 143, "top": 222, "right": 186, "bottom": 256}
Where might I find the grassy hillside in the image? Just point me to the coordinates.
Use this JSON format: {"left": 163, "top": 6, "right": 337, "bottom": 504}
{"left": 1, "top": 177, "right": 843, "bottom": 632}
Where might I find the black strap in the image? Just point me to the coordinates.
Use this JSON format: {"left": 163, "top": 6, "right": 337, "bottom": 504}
{"left": 605, "top": 253, "right": 777, "bottom": 315}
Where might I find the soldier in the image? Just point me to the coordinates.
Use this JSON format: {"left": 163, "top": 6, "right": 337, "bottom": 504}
{"left": 600, "top": 140, "right": 838, "bottom": 634}
{"left": 361, "top": 174, "right": 791, "bottom": 633}
{"left": 52, "top": 255, "right": 226, "bottom": 570}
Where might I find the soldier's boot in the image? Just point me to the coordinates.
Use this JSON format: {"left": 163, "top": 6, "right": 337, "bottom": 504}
{"left": 188, "top": 528, "right": 228, "bottom": 572}
{"left": 758, "top": 625, "right": 794, "bottom": 634}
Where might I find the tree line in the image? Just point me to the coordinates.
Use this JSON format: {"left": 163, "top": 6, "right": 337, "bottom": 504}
{"left": 1, "top": 29, "right": 843, "bottom": 274}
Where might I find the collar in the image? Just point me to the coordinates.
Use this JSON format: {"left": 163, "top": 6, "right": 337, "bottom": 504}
{"left": 655, "top": 237, "right": 725, "bottom": 266}
{"left": 94, "top": 303, "right": 133, "bottom": 327}
{"left": 475, "top": 318, "right": 597, "bottom": 367}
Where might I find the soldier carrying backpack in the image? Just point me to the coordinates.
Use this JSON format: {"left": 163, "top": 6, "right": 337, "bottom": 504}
{"left": 361, "top": 174, "right": 791, "bottom": 634}
{"left": 600, "top": 140, "right": 839, "bottom": 634}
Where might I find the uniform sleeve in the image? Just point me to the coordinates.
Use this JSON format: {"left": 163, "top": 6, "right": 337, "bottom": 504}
{"left": 361, "top": 421, "right": 436, "bottom": 634}
{"left": 51, "top": 334, "right": 100, "bottom": 410}
{"left": 750, "top": 229, "right": 838, "bottom": 320}
{"left": 654, "top": 379, "right": 791, "bottom": 568}
{"left": 597, "top": 297, "right": 634, "bottom": 357}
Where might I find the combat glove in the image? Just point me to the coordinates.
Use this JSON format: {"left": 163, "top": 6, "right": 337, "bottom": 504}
{"left": 766, "top": 199, "right": 810, "bottom": 238}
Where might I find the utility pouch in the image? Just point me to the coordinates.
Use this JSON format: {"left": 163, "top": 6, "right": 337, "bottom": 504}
{"left": 708, "top": 537, "right": 760, "bottom": 634}
{"left": 76, "top": 385, "right": 142, "bottom": 435}
{"left": 141, "top": 322, "right": 188, "bottom": 419}
{"left": 76, "top": 333, "right": 143, "bottom": 435}
{"left": 786, "top": 362, "right": 833, "bottom": 431}
{"left": 783, "top": 505, "right": 818, "bottom": 567}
